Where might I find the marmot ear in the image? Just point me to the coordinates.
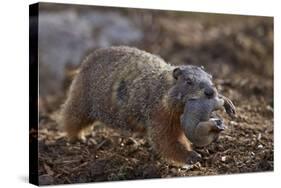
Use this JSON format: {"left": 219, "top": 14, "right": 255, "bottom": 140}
{"left": 173, "top": 68, "right": 182, "bottom": 80}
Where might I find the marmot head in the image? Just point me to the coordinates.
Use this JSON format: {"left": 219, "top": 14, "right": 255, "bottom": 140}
{"left": 168, "top": 65, "right": 217, "bottom": 108}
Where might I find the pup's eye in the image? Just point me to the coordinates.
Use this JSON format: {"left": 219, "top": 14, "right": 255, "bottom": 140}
{"left": 185, "top": 78, "right": 193, "bottom": 85}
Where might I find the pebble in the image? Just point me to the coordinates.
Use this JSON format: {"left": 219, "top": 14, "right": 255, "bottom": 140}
{"left": 171, "top": 168, "right": 179, "bottom": 173}
{"left": 126, "top": 137, "right": 138, "bottom": 146}
{"left": 89, "top": 138, "right": 97, "bottom": 145}
{"left": 230, "top": 121, "right": 238, "bottom": 126}
{"left": 221, "top": 156, "right": 227, "bottom": 162}
{"left": 266, "top": 105, "right": 273, "bottom": 113}
{"left": 181, "top": 163, "right": 201, "bottom": 170}
{"left": 181, "top": 164, "right": 193, "bottom": 170}
{"left": 257, "top": 144, "right": 263, "bottom": 149}
{"left": 257, "top": 133, "right": 262, "bottom": 140}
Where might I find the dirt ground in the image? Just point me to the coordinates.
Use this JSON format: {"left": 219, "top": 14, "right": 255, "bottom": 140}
{"left": 36, "top": 8, "right": 273, "bottom": 185}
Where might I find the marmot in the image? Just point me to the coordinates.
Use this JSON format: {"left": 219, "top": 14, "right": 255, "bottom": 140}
{"left": 181, "top": 97, "right": 225, "bottom": 147}
{"left": 60, "top": 46, "right": 235, "bottom": 165}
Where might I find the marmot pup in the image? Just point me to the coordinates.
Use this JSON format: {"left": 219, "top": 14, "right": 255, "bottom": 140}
{"left": 181, "top": 97, "right": 225, "bottom": 147}
{"left": 60, "top": 46, "right": 235, "bottom": 165}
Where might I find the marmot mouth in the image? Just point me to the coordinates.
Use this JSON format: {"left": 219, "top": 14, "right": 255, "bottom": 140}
{"left": 188, "top": 97, "right": 201, "bottom": 100}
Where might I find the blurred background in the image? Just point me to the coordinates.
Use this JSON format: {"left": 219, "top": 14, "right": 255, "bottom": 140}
{"left": 32, "top": 3, "right": 273, "bottom": 185}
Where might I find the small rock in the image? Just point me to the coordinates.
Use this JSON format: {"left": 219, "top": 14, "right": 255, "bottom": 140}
{"left": 118, "top": 138, "right": 123, "bottom": 143}
{"left": 89, "top": 138, "right": 97, "bottom": 145}
{"left": 181, "top": 162, "right": 201, "bottom": 170}
{"left": 257, "top": 144, "right": 263, "bottom": 149}
{"left": 221, "top": 156, "right": 227, "bottom": 162}
{"left": 257, "top": 133, "right": 262, "bottom": 140}
{"left": 181, "top": 164, "right": 193, "bottom": 170}
{"left": 170, "top": 168, "right": 179, "bottom": 174}
{"left": 125, "top": 137, "right": 138, "bottom": 146}
{"left": 266, "top": 105, "right": 273, "bottom": 113}
{"left": 230, "top": 121, "right": 238, "bottom": 126}
{"left": 91, "top": 132, "right": 96, "bottom": 137}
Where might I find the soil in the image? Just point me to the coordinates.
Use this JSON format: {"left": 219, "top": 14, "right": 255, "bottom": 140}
{"left": 36, "top": 8, "right": 273, "bottom": 185}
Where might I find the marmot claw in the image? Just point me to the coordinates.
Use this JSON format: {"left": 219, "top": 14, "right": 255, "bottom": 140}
{"left": 186, "top": 151, "right": 202, "bottom": 164}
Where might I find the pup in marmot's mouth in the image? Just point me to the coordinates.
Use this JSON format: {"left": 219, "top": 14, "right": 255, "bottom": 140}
{"left": 181, "top": 97, "right": 226, "bottom": 148}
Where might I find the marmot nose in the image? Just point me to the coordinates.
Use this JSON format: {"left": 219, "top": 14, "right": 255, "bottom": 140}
{"left": 204, "top": 87, "right": 215, "bottom": 98}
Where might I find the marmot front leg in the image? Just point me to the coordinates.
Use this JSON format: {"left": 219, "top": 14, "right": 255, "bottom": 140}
{"left": 61, "top": 114, "right": 93, "bottom": 142}
{"left": 60, "top": 96, "right": 94, "bottom": 142}
{"left": 150, "top": 119, "right": 201, "bottom": 165}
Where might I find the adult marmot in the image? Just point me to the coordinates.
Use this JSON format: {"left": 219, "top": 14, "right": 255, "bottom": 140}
{"left": 60, "top": 46, "right": 235, "bottom": 165}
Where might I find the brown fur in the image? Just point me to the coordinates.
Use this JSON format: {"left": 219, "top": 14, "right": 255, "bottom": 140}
{"left": 149, "top": 104, "right": 198, "bottom": 164}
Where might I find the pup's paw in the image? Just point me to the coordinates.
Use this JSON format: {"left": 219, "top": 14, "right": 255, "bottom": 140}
{"left": 210, "top": 118, "right": 225, "bottom": 132}
{"left": 221, "top": 95, "right": 236, "bottom": 118}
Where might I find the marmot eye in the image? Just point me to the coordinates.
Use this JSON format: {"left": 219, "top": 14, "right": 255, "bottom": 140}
{"left": 185, "top": 78, "right": 193, "bottom": 85}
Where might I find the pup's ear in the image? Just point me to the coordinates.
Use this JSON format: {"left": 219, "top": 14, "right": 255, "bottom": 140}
{"left": 173, "top": 67, "right": 182, "bottom": 80}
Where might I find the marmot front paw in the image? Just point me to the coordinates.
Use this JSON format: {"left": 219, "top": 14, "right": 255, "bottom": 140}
{"left": 185, "top": 151, "right": 202, "bottom": 164}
